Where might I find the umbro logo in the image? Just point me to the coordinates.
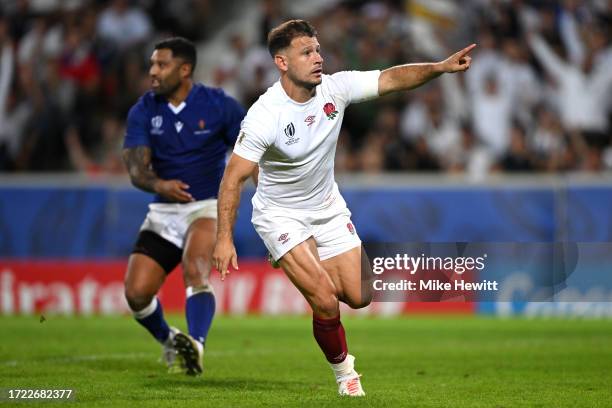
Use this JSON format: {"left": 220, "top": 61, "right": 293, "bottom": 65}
{"left": 278, "top": 233, "right": 290, "bottom": 244}
{"left": 304, "top": 115, "right": 316, "bottom": 126}
{"left": 283, "top": 123, "right": 300, "bottom": 145}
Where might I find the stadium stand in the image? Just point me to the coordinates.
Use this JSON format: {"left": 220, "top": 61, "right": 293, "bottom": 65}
{"left": 0, "top": 0, "right": 609, "bottom": 177}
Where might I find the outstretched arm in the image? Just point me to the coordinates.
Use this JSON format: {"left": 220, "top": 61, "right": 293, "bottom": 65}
{"left": 122, "top": 146, "right": 194, "bottom": 202}
{"left": 527, "top": 34, "right": 567, "bottom": 83}
{"left": 213, "top": 153, "right": 258, "bottom": 279}
{"left": 378, "top": 44, "right": 476, "bottom": 96}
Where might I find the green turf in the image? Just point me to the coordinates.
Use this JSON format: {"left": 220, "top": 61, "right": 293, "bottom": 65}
{"left": 0, "top": 315, "right": 611, "bottom": 407}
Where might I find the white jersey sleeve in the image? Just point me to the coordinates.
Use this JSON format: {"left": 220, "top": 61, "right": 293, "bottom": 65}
{"left": 327, "top": 70, "right": 381, "bottom": 105}
{"left": 233, "top": 104, "right": 275, "bottom": 163}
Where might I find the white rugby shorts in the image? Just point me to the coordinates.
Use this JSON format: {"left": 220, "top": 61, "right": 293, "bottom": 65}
{"left": 139, "top": 199, "right": 217, "bottom": 249}
{"left": 252, "top": 196, "right": 361, "bottom": 262}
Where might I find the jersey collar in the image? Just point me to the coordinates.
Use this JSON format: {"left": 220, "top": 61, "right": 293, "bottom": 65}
{"left": 167, "top": 101, "right": 186, "bottom": 114}
{"left": 166, "top": 83, "right": 199, "bottom": 115}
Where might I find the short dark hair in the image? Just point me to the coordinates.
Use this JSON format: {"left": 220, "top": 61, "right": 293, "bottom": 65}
{"left": 267, "top": 19, "right": 317, "bottom": 57}
{"left": 154, "top": 37, "right": 197, "bottom": 75}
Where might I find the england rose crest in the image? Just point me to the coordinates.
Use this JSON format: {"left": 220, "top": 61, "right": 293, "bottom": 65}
{"left": 323, "top": 102, "right": 338, "bottom": 120}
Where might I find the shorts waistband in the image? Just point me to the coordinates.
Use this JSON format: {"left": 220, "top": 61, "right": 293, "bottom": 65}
{"left": 149, "top": 198, "right": 217, "bottom": 212}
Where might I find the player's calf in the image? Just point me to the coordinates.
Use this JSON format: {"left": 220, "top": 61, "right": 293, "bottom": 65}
{"left": 129, "top": 296, "right": 172, "bottom": 348}
{"left": 312, "top": 315, "right": 366, "bottom": 397}
{"left": 182, "top": 256, "right": 216, "bottom": 347}
{"left": 341, "top": 289, "right": 372, "bottom": 310}
{"left": 343, "top": 297, "right": 372, "bottom": 310}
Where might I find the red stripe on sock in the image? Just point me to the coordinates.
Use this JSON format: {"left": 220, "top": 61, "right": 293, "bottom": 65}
{"left": 312, "top": 314, "right": 348, "bottom": 364}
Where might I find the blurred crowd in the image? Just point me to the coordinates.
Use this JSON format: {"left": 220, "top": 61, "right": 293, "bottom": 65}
{"left": 0, "top": 0, "right": 611, "bottom": 177}
{"left": 0, "top": 0, "right": 215, "bottom": 174}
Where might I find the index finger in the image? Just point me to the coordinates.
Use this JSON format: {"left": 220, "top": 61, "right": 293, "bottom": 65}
{"left": 457, "top": 43, "right": 477, "bottom": 58}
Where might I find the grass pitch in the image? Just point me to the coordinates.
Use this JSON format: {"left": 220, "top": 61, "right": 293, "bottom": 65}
{"left": 0, "top": 315, "right": 611, "bottom": 407}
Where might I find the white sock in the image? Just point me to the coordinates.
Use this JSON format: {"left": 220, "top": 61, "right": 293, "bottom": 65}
{"left": 186, "top": 284, "right": 214, "bottom": 298}
{"left": 330, "top": 355, "right": 354, "bottom": 381}
{"left": 132, "top": 297, "right": 158, "bottom": 319}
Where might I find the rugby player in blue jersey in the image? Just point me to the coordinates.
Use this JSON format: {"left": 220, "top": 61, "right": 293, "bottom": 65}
{"left": 122, "top": 37, "right": 245, "bottom": 375}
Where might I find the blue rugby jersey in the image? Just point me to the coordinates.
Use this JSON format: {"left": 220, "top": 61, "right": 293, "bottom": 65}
{"left": 124, "top": 84, "right": 245, "bottom": 203}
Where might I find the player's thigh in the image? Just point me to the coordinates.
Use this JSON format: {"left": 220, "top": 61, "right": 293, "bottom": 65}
{"left": 321, "top": 245, "right": 373, "bottom": 309}
{"left": 313, "top": 204, "right": 367, "bottom": 307}
{"left": 124, "top": 253, "right": 167, "bottom": 304}
{"left": 182, "top": 217, "right": 216, "bottom": 286}
{"left": 279, "top": 238, "right": 339, "bottom": 316}
{"left": 125, "top": 230, "right": 182, "bottom": 306}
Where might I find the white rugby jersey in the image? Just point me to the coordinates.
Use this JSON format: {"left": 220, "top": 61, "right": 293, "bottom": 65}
{"left": 233, "top": 70, "right": 380, "bottom": 210}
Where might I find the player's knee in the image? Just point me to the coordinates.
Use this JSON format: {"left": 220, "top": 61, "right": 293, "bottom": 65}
{"left": 124, "top": 283, "right": 156, "bottom": 312}
{"left": 182, "top": 255, "right": 212, "bottom": 286}
{"left": 311, "top": 291, "right": 339, "bottom": 317}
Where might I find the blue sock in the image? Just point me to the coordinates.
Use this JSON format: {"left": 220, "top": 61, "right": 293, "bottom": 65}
{"left": 185, "top": 288, "right": 216, "bottom": 345}
{"left": 133, "top": 298, "right": 171, "bottom": 344}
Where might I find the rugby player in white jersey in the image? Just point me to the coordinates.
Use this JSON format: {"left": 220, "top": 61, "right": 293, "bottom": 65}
{"left": 212, "top": 20, "right": 474, "bottom": 396}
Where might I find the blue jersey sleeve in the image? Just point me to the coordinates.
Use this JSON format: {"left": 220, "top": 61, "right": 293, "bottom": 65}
{"left": 222, "top": 94, "right": 246, "bottom": 146}
{"left": 123, "top": 101, "right": 150, "bottom": 148}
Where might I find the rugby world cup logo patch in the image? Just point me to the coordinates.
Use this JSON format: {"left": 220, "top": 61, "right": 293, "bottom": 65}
{"left": 284, "top": 122, "right": 300, "bottom": 145}
{"left": 151, "top": 115, "right": 163, "bottom": 128}
{"left": 323, "top": 102, "right": 338, "bottom": 120}
{"left": 151, "top": 115, "right": 164, "bottom": 134}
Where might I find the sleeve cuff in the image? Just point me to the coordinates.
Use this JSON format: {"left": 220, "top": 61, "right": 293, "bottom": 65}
{"left": 232, "top": 148, "right": 261, "bottom": 164}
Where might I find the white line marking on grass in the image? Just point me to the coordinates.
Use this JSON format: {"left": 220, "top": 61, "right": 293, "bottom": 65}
{"left": 1, "top": 349, "right": 276, "bottom": 367}
{"left": 1, "top": 352, "right": 151, "bottom": 367}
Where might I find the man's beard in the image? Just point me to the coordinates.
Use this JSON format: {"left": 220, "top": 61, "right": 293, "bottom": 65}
{"left": 288, "top": 70, "right": 321, "bottom": 91}
{"left": 153, "top": 79, "right": 181, "bottom": 97}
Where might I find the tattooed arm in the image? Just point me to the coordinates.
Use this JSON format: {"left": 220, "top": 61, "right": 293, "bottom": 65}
{"left": 122, "top": 146, "right": 158, "bottom": 193}
{"left": 122, "top": 146, "right": 194, "bottom": 202}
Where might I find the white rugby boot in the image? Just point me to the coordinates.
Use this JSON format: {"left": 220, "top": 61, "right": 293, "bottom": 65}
{"left": 332, "top": 354, "right": 366, "bottom": 397}
{"left": 338, "top": 373, "right": 366, "bottom": 397}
